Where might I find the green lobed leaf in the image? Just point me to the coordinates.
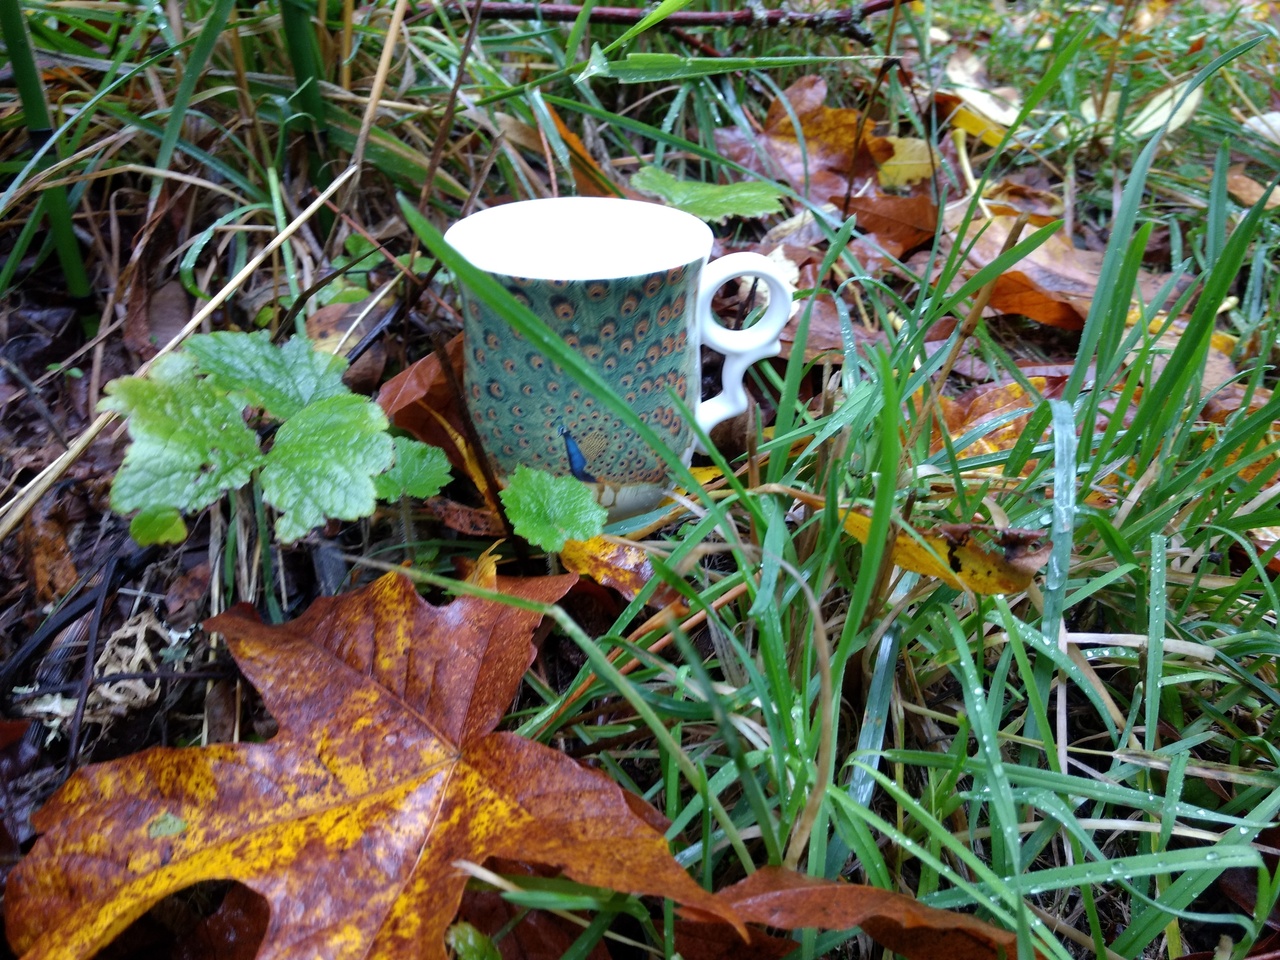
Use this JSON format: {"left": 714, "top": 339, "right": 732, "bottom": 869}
{"left": 373, "top": 436, "right": 452, "bottom": 501}
{"left": 630, "top": 167, "right": 784, "bottom": 224}
{"left": 444, "top": 923, "right": 500, "bottom": 960}
{"left": 129, "top": 506, "right": 188, "bottom": 546}
{"left": 100, "top": 352, "right": 265, "bottom": 518}
{"left": 185, "top": 331, "right": 350, "bottom": 421}
{"left": 260, "top": 394, "right": 393, "bottom": 542}
{"left": 498, "top": 465, "right": 607, "bottom": 553}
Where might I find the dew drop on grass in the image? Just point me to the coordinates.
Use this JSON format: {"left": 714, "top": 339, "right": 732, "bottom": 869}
{"left": 1204, "top": 851, "right": 1220, "bottom": 862}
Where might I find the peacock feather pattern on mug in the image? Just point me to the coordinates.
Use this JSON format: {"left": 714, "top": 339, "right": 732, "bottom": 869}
{"left": 462, "top": 261, "right": 700, "bottom": 487}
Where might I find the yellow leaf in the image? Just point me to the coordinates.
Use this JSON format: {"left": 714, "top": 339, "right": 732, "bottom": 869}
{"left": 561, "top": 536, "right": 686, "bottom": 609}
{"left": 1125, "top": 81, "right": 1202, "bottom": 139}
{"left": 841, "top": 510, "right": 1051, "bottom": 594}
{"left": 467, "top": 542, "right": 503, "bottom": 588}
{"left": 941, "top": 49, "right": 1021, "bottom": 147}
{"left": 945, "top": 50, "right": 1023, "bottom": 127}
{"left": 949, "top": 105, "right": 1009, "bottom": 148}
{"left": 878, "top": 137, "right": 936, "bottom": 188}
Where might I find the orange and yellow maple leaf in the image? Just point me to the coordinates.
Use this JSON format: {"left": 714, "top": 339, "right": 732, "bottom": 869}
{"left": 5, "top": 573, "right": 740, "bottom": 960}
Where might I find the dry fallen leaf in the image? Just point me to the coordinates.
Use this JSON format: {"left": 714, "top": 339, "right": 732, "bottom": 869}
{"left": 1131, "top": 0, "right": 1172, "bottom": 34}
{"left": 713, "top": 77, "right": 939, "bottom": 273}
{"left": 1225, "top": 164, "right": 1280, "bottom": 210}
{"left": 952, "top": 217, "right": 1181, "bottom": 329}
{"left": 17, "top": 495, "right": 79, "bottom": 604}
{"left": 306, "top": 293, "right": 393, "bottom": 393}
{"left": 934, "top": 91, "right": 1010, "bottom": 148}
{"left": 1124, "top": 80, "right": 1202, "bottom": 139}
{"left": 1082, "top": 80, "right": 1202, "bottom": 143}
{"left": 378, "top": 332, "right": 468, "bottom": 458}
{"left": 943, "top": 49, "right": 1023, "bottom": 145}
{"left": 878, "top": 137, "right": 936, "bottom": 188}
{"left": 682, "top": 866, "right": 1025, "bottom": 960}
{"left": 982, "top": 181, "right": 1064, "bottom": 225}
{"left": 1200, "top": 381, "right": 1280, "bottom": 484}
{"left": 714, "top": 76, "right": 940, "bottom": 230}
{"left": 548, "top": 106, "right": 633, "bottom": 199}
{"left": 1242, "top": 111, "right": 1280, "bottom": 147}
{"left": 842, "top": 509, "right": 1051, "bottom": 594}
{"left": 846, "top": 193, "right": 939, "bottom": 258}
{"left": 946, "top": 375, "right": 1069, "bottom": 457}
{"left": 714, "top": 76, "right": 891, "bottom": 203}
{"left": 674, "top": 921, "right": 797, "bottom": 960}
{"left": 560, "top": 536, "right": 686, "bottom": 611}
{"left": 422, "top": 495, "right": 506, "bottom": 537}
{"left": 7, "top": 572, "right": 742, "bottom": 960}
{"left": 378, "top": 333, "right": 499, "bottom": 506}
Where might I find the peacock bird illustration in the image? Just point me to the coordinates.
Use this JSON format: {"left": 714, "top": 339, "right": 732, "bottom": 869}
{"left": 465, "top": 267, "right": 697, "bottom": 488}
{"left": 557, "top": 424, "right": 598, "bottom": 482}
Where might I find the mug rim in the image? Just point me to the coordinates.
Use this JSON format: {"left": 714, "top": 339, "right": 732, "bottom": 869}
{"left": 443, "top": 197, "right": 714, "bottom": 281}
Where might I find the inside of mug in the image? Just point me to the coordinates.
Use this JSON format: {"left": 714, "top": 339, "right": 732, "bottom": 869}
{"left": 443, "top": 197, "right": 714, "bottom": 280}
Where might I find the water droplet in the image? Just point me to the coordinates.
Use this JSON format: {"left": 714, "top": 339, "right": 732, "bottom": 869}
{"left": 1204, "top": 851, "right": 1220, "bottom": 862}
{"left": 1109, "top": 861, "right": 1127, "bottom": 874}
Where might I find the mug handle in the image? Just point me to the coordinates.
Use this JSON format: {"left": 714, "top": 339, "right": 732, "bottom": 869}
{"left": 693, "top": 252, "right": 793, "bottom": 450}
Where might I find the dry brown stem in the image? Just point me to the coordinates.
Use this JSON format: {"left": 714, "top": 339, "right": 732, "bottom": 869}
{"left": 412, "top": 0, "right": 899, "bottom": 44}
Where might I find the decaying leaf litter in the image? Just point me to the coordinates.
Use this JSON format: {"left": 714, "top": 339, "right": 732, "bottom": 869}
{"left": 1, "top": 0, "right": 1279, "bottom": 956}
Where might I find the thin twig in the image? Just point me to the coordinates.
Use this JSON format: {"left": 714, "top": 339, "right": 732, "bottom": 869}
{"left": 410, "top": 0, "right": 895, "bottom": 43}
{"left": 332, "top": 0, "right": 414, "bottom": 240}
{"left": 0, "top": 358, "right": 70, "bottom": 448}
{"left": 65, "top": 554, "right": 118, "bottom": 769}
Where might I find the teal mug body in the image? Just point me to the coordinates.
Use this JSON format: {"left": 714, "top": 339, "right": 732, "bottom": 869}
{"left": 445, "top": 198, "right": 792, "bottom": 518}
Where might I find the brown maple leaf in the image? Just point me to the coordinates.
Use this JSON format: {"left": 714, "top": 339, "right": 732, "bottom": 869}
{"left": 6, "top": 573, "right": 741, "bottom": 959}
{"left": 947, "top": 216, "right": 1186, "bottom": 330}
{"left": 681, "top": 866, "right": 1027, "bottom": 960}
{"left": 714, "top": 76, "right": 891, "bottom": 204}
{"left": 714, "top": 76, "right": 938, "bottom": 259}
